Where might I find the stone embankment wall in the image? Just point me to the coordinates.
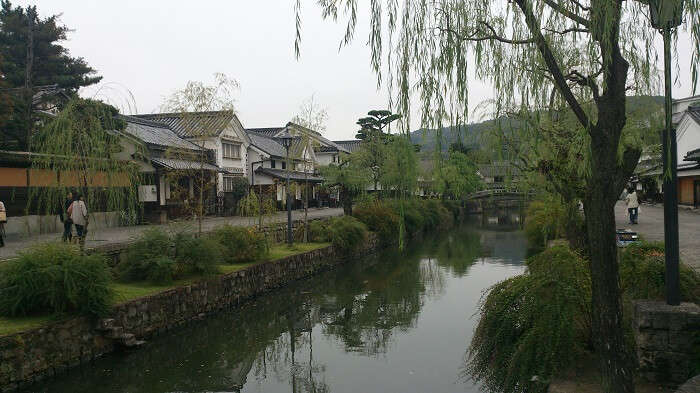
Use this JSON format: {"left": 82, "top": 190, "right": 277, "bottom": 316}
{"left": 0, "top": 235, "right": 379, "bottom": 392}
{"left": 634, "top": 300, "right": 700, "bottom": 386}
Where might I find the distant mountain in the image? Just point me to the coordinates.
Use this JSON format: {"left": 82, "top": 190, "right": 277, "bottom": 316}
{"left": 410, "top": 95, "right": 664, "bottom": 153}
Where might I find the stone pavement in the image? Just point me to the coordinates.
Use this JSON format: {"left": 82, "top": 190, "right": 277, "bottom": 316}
{"left": 615, "top": 201, "right": 700, "bottom": 271}
{"left": 0, "top": 208, "right": 343, "bottom": 261}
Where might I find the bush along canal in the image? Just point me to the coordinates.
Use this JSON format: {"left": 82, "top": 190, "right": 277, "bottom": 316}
{"left": 5, "top": 216, "right": 527, "bottom": 393}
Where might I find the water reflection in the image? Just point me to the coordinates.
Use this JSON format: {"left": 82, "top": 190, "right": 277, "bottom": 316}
{"left": 24, "top": 223, "right": 526, "bottom": 393}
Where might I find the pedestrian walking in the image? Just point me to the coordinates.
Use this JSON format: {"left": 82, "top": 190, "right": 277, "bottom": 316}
{"left": 0, "top": 200, "right": 6, "bottom": 248}
{"left": 60, "top": 191, "right": 74, "bottom": 242}
{"left": 625, "top": 187, "right": 639, "bottom": 224}
{"left": 69, "top": 194, "right": 88, "bottom": 249}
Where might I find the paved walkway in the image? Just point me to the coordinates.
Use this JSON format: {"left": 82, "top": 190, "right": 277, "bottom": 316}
{"left": 0, "top": 208, "right": 344, "bottom": 261}
{"left": 615, "top": 201, "right": 700, "bottom": 271}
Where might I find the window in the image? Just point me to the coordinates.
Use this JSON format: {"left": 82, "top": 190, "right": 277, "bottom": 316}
{"left": 223, "top": 176, "right": 236, "bottom": 192}
{"left": 282, "top": 161, "right": 287, "bottom": 170}
{"left": 271, "top": 160, "right": 276, "bottom": 168}
{"left": 222, "top": 142, "right": 241, "bottom": 159}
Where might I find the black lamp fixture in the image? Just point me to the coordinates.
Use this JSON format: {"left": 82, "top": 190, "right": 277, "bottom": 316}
{"left": 648, "top": 0, "right": 684, "bottom": 306}
{"left": 648, "top": 0, "right": 684, "bottom": 29}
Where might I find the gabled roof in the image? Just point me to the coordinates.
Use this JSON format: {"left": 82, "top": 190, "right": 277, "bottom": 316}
{"left": 333, "top": 140, "right": 362, "bottom": 153}
{"left": 246, "top": 127, "right": 285, "bottom": 137}
{"left": 246, "top": 131, "right": 287, "bottom": 158}
{"left": 119, "top": 115, "right": 203, "bottom": 151}
{"left": 687, "top": 106, "right": 700, "bottom": 126}
{"left": 134, "top": 110, "right": 235, "bottom": 138}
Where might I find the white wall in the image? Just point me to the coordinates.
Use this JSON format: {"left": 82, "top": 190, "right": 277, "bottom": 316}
{"left": 677, "top": 115, "right": 700, "bottom": 163}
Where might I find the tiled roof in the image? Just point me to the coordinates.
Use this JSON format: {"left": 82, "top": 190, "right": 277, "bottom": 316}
{"left": 119, "top": 115, "right": 203, "bottom": 151}
{"left": 246, "top": 127, "right": 285, "bottom": 137}
{"left": 334, "top": 140, "right": 363, "bottom": 153}
{"left": 151, "top": 157, "right": 221, "bottom": 172}
{"left": 246, "top": 131, "right": 287, "bottom": 157}
{"left": 688, "top": 106, "right": 700, "bottom": 126}
{"left": 134, "top": 111, "right": 235, "bottom": 138}
{"left": 477, "top": 162, "right": 520, "bottom": 178}
{"left": 684, "top": 148, "right": 700, "bottom": 162}
{"left": 255, "top": 167, "right": 324, "bottom": 183}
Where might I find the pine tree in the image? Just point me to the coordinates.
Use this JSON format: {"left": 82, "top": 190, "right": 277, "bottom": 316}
{"left": 0, "top": 1, "right": 101, "bottom": 150}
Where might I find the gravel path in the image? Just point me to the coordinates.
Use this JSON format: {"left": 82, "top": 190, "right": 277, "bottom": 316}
{"left": 0, "top": 208, "right": 344, "bottom": 261}
{"left": 615, "top": 201, "right": 700, "bottom": 271}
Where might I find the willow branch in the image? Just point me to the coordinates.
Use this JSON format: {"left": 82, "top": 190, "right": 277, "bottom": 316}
{"left": 542, "top": 0, "right": 591, "bottom": 27}
{"left": 515, "top": 0, "right": 591, "bottom": 128}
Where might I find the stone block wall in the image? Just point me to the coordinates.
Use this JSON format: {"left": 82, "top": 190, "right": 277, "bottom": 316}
{"left": 634, "top": 300, "right": 700, "bottom": 386}
{"left": 0, "top": 234, "right": 379, "bottom": 392}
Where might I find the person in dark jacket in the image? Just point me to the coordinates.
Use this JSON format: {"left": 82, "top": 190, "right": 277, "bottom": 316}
{"left": 60, "top": 191, "right": 74, "bottom": 242}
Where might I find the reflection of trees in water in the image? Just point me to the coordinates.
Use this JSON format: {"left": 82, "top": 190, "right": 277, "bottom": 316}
{"left": 31, "top": 225, "right": 505, "bottom": 393}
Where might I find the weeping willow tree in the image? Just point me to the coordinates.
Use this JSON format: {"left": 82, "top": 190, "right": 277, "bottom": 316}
{"left": 160, "top": 73, "right": 239, "bottom": 235}
{"left": 297, "top": 1, "right": 700, "bottom": 391}
{"left": 28, "top": 98, "right": 141, "bottom": 225}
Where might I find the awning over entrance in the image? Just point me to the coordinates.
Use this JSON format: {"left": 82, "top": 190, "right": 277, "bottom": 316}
{"left": 151, "top": 157, "right": 221, "bottom": 172}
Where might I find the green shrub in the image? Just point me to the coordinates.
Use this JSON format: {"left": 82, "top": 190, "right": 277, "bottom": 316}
{"left": 467, "top": 246, "right": 591, "bottom": 393}
{"left": 441, "top": 199, "right": 462, "bottom": 221}
{"left": 211, "top": 225, "right": 268, "bottom": 264}
{"left": 620, "top": 242, "right": 700, "bottom": 303}
{"left": 309, "top": 220, "right": 331, "bottom": 242}
{"left": 0, "top": 243, "right": 113, "bottom": 317}
{"left": 421, "top": 199, "right": 453, "bottom": 231}
{"left": 326, "top": 216, "right": 368, "bottom": 254}
{"left": 173, "top": 233, "right": 222, "bottom": 276}
{"left": 524, "top": 195, "right": 568, "bottom": 250}
{"left": 353, "top": 201, "right": 400, "bottom": 244}
{"left": 117, "top": 228, "right": 177, "bottom": 284}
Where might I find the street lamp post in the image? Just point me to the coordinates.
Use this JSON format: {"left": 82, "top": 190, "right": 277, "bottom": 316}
{"left": 649, "top": 0, "right": 684, "bottom": 306}
{"left": 277, "top": 131, "right": 295, "bottom": 246}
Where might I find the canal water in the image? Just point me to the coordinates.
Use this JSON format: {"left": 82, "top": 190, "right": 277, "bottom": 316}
{"left": 25, "top": 220, "right": 526, "bottom": 393}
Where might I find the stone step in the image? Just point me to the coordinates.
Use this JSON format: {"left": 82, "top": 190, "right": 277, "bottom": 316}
{"left": 104, "top": 326, "right": 124, "bottom": 339}
{"left": 96, "top": 318, "right": 116, "bottom": 331}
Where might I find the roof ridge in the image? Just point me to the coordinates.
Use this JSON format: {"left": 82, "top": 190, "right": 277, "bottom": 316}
{"left": 135, "top": 110, "right": 234, "bottom": 118}
{"left": 119, "top": 114, "right": 172, "bottom": 129}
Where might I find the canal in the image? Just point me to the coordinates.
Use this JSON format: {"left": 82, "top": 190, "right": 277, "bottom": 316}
{"left": 25, "top": 220, "right": 526, "bottom": 393}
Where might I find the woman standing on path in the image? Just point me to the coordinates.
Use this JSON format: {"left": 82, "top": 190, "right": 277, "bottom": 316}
{"left": 0, "top": 200, "right": 6, "bottom": 247}
{"left": 625, "top": 187, "right": 639, "bottom": 224}
{"left": 69, "top": 194, "right": 88, "bottom": 249}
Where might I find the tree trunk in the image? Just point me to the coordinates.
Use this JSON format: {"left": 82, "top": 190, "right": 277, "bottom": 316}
{"left": 585, "top": 120, "right": 636, "bottom": 393}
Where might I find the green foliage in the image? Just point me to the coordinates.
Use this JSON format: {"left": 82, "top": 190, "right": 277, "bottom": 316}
{"left": 421, "top": 199, "right": 454, "bottom": 232}
{"left": 28, "top": 98, "right": 140, "bottom": 221}
{"left": 173, "top": 233, "right": 222, "bottom": 277}
{"left": 309, "top": 220, "right": 331, "bottom": 243}
{"left": 211, "top": 225, "right": 268, "bottom": 264}
{"left": 0, "top": 243, "right": 113, "bottom": 317}
{"left": 318, "top": 154, "right": 370, "bottom": 214}
{"left": 467, "top": 246, "right": 591, "bottom": 393}
{"left": 524, "top": 195, "right": 569, "bottom": 250}
{"left": 381, "top": 137, "right": 419, "bottom": 196}
{"left": 353, "top": 201, "right": 400, "bottom": 245}
{"left": 118, "top": 228, "right": 223, "bottom": 283}
{"left": 324, "top": 216, "right": 368, "bottom": 254}
{"left": 620, "top": 242, "right": 700, "bottom": 303}
{"left": 0, "top": 1, "right": 102, "bottom": 150}
{"left": 118, "top": 228, "right": 175, "bottom": 284}
{"left": 432, "top": 149, "right": 482, "bottom": 199}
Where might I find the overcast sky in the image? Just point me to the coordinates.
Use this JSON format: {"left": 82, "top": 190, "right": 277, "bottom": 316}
{"left": 22, "top": 1, "right": 700, "bottom": 141}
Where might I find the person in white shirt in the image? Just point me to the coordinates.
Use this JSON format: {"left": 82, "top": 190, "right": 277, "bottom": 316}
{"left": 625, "top": 187, "right": 639, "bottom": 224}
{"left": 69, "top": 194, "right": 89, "bottom": 247}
